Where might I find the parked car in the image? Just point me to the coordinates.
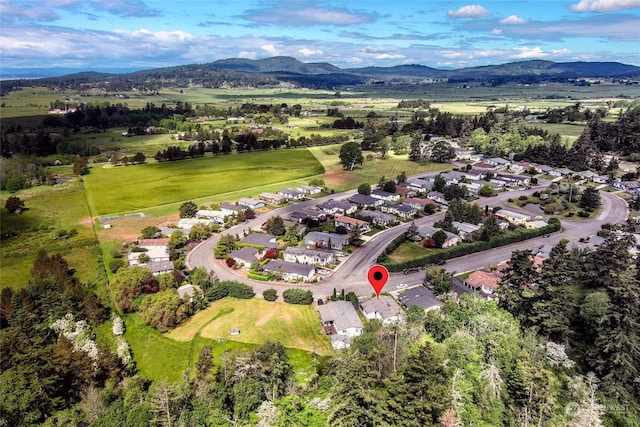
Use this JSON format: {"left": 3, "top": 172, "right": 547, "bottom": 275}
{"left": 436, "top": 259, "right": 446, "bottom": 265}
{"left": 397, "top": 283, "right": 408, "bottom": 290}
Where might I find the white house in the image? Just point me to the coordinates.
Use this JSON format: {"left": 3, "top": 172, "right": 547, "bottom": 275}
{"left": 277, "top": 188, "right": 306, "bottom": 200}
{"left": 297, "top": 185, "right": 323, "bottom": 195}
{"left": 304, "top": 231, "right": 350, "bottom": 250}
{"left": 237, "top": 198, "right": 266, "bottom": 210}
{"left": 259, "top": 192, "right": 287, "bottom": 205}
{"left": 318, "top": 301, "right": 363, "bottom": 349}
{"left": 357, "top": 210, "right": 397, "bottom": 227}
{"left": 452, "top": 221, "right": 481, "bottom": 239}
{"left": 262, "top": 260, "right": 315, "bottom": 282}
{"left": 196, "top": 210, "right": 226, "bottom": 223}
{"left": 335, "top": 215, "right": 371, "bottom": 232}
{"left": 380, "top": 203, "right": 417, "bottom": 219}
{"left": 318, "top": 199, "right": 358, "bottom": 216}
{"left": 283, "top": 247, "right": 335, "bottom": 266}
{"left": 350, "top": 194, "right": 384, "bottom": 208}
{"left": 371, "top": 189, "right": 401, "bottom": 202}
{"left": 178, "top": 218, "right": 217, "bottom": 230}
{"left": 360, "top": 296, "right": 404, "bottom": 325}
{"left": 229, "top": 246, "right": 259, "bottom": 268}
{"left": 221, "top": 202, "right": 246, "bottom": 217}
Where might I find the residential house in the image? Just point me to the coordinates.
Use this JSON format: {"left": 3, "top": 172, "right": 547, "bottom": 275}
{"left": 318, "top": 301, "right": 363, "bottom": 349}
{"left": 380, "top": 203, "right": 417, "bottom": 219}
{"left": 360, "top": 296, "right": 405, "bottom": 325}
{"left": 465, "top": 270, "right": 501, "bottom": 295}
{"left": 137, "top": 238, "right": 170, "bottom": 247}
{"left": 461, "top": 181, "right": 482, "bottom": 195}
{"left": 145, "top": 260, "right": 175, "bottom": 276}
{"left": 402, "top": 197, "right": 436, "bottom": 211}
{"left": 464, "top": 169, "right": 486, "bottom": 181}
{"left": 196, "top": 210, "right": 226, "bottom": 223}
{"left": 283, "top": 247, "right": 335, "bottom": 266}
{"left": 509, "top": 161, "right": 532, "bottom": 174}
{"left": 440, "top": 171, "right": 467, "bottom": 185}
{"left": 178, "top": 218, "right": 216, "bottom": 230}
{"left": 537, "top": 164, "right": 554, "bottom": 175}
{"left": 550, "top": 167, "right": 574, "bottom": 177}
{"left": 318, "top": 199, "right": 357, "bottom": 216}
{"left": 277, "top": 188, "right": 306, "bottom": 200}
{"left": 357, "top": 210, "right": 397, "bottom": 227}
{"left": 394, "top": 184, "right": 417, "bottom": 198}
{"left": 229, "top": 246, "right": 259, "bottom": 268}
{"left": 335, "top": 215, "right": 371, "bottom": 232}
{"left": 259, "top": 192, "right": 287, "bottom": 205}
{"left": 418, "top": 225, "right": 460, "bottom": 248}
{"left": 371, "top": 189, "right": 401, "bottom": 202}
{"left": 398, "top": 287, "right": 442, "bottom": 311}
{"left": 237, "top": 198, "right": 266, "bottom": 210}
{"left": 486, "top": 157, "right": 511, "bottom": 168}
{"left": 469, "top": 153, "right": 485, "bottom": 162}
{"left": 427, "top": 191, "right": 447, "bottom": 205}
{"left": 297, "top": 185, "right": 323, "bottom": 195}
{"left": 221, "top": 202, "right": 246, "bottom": 217}
{"left": 497, "top": 174, "right": 530, "bottom": 187}
{"left": 452, "top": 221, "right": 480, "bottom": 239}
{"left": 455, "top": 149, "right": 473, "bottom": 160}
{"left": 289, "top": 208, "right": 326, "bottom": 223}
{"left": 494, "top": 209, "right": 531, "bottom": 224}
{"left": 177, "top": 284, "right": 203, "bottom": 302}
{"left": 241, "top": 233, "right": 279, "bottom": 250}
{"left": 525, "top": 220, "right": 549, "bottom": 229}
{"left": 350, "top": 194, "right": 384, "bottom": 208}
{"left": 593, "top": 175, "right": 610, "bottom": 184}
{"left": 473, "top": 161, "right": 497, "bottom": 170}
{"left": 407, "top": 179, "right": 432, "bottom": 193}
{"left": 128, "top": 240, "right": 170, "bottom": 266}
{"left": 262, "top": 260, "right": 315, "bottom": 282}
{"left": 304, "top": 231, "right": 350, "bottom": 250}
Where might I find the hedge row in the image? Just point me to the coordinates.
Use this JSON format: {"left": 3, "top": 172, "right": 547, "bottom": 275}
{"left": 206, "top": 280, "right": 255, "bottom": 301}
{"left": 236, "top": 242, "right": 265, "bottom": 251}
{"left": 382, "top": 218, "right": 561, "bottom": 272}
{"left": 283, "top": 288, "right": 313, "bottom": 305}
{"left": 247, "top": 272, "right": 270, "bottom": 281}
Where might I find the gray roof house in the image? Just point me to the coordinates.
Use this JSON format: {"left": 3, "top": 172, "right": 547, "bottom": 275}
{"left": 399, "top": 286, "right": 442, "bottom": 311}
{"left": 304, "top": 231, "right": 350, "bottom": 250}
{"left": 262, "top": 260, "right": 315, "bottom": 282}
{"left": 360, "top": 296, "right": 404, "bottom": 325}
{"left": 357, "top": 210, "right": 397, "bottom": 227}
{"left": 237, "top": 197, "right": 266, "bottom": 210}
{"left": 350, "top": 194, "right": 384, "bottom": 207}
{"left": 241, "top": 233, "right": 279, "bottom": 249}
{"left": 221, "top": 202, "right": 246, "bottom": 217}
{"left": 318, "top": 301, "right": 363, "bottom": 349}
{"left": 371, "top": 189, "right": 401, "bottom": 202}
{"left": 277, "top": 188, "right": 306, "bottom": 200}
{"left": 318, "top": 199, "right": 358, "bottom": 216}
{"left": 229, "top": 246, "right": 259, "bottom": 267}
{"left": 145, "top": 260, "right": 175, "bottom": 276}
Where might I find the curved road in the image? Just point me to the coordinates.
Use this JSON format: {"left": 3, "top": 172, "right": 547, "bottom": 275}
{"left": 187, "top": 180, "right": 628, "bottom": 299}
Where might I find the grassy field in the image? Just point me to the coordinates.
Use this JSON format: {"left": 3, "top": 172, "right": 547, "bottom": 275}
{"left": 83, "top": 149, "right": 324, "bottom": 216}
{"left": 167, "top": 297, "right": 332, "bottom": 355}
{"left": 122, "top": 297, "right": 330, "bottom": 383}
{"left": 0, "top": 179, "right": 106, "bottom": 291}
{"left": 308, "top": 144, "right": 448, "bottom": 192}
{"left": 386, "top": 240, "right": 432, "bottom": 263}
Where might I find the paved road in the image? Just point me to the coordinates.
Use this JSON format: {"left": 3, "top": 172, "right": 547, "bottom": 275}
{"left": 187, "top": 179, "right": 628, "bottom": 299}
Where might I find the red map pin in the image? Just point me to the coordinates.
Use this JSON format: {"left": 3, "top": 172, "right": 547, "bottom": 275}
{"left": 368, "top": 265, "right": 389, "bottom": 300}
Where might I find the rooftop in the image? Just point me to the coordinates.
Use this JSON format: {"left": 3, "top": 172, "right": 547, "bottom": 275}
{"left": 318, "top": 301, "right": 363, "bottom": 332}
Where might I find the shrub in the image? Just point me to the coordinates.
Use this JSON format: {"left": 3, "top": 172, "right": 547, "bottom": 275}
{"left": 518, "top": 195, "right": 528, "bottom": 201}
{"left": 247, "top": 272, "right": 270, "bottom": 281}
{"left": 226, "top": 258, "right": 237, "bottom": 267}
{"left": 206, "top": 280, "right": 254, "bottom": 301}
{"left": 283, "top": 288, "right": 313, "bottom": 305}
{"left": 109, "top": 258, "right": 126, "bottom": 273}
{"left": 263, "top": 288, "right": 278, "bottom": 301}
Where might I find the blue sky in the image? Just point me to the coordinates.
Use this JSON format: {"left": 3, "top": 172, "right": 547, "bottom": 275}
{"left": 1, "top": 0, "right": 639, "bottom": 71}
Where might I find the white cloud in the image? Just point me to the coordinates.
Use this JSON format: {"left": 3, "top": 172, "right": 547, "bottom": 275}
{"left": 500, "top": 15, "right": 529, "bottom": 24}
{"left": 242, "top": 5, "right": 376, "bottom": 26}
{"left": 238, "top": 51, "right": 256, "bottom": 59}
{"left": 570, "top": 0, "right": 640, "bottom": 12}
{"left": 261, "top": 44, "right": 279, "bottom": 56}
{"left": 373, "top": 53, "right": 405, "bottom": 60}
{"left": 447, "top": 5, "right": 491, "bottom": 19}
{"left": 511, "top": 46, "right": 548, "bottom": 59}
{"left": 298, "top": 48, "right": 323, "bottom": 56}
{"left": 490, "top": 28, "right": 503, "bottom": 35}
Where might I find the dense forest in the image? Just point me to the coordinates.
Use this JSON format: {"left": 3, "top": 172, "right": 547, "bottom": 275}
{"left": 2, "top": 229, "right": 639, "bottom": 425}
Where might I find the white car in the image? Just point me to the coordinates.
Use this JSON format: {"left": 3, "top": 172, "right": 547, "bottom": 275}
{"left": 396, "top": 283, "right": 408, "bottom": 290}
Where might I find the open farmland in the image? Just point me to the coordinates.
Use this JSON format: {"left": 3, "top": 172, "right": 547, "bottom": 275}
{"left": 166, "top": 297, "right": 332, "bottom": 355}
{"left": 83, "top": 149, "right": 324, "bottom": 216}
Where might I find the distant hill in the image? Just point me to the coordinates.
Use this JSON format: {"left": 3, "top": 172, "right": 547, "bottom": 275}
{"left": 2, "top": 56, "right": 639, "bottom": 91}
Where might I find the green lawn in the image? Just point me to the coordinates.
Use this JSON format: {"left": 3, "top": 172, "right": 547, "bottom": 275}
{"left": 83, "top": 148, "right": 324, "bottom": 216}
{"left": 124, "top": 297, "right": 330, "bottom": 383}
{"left": 167, "top": 297, "right": 331, "bottom": 355}
{"left": 308, "top": 144, "right": 448, "bottom": 192}
{"left": 386, "top": 240, "right": 432, "bottom": 263}
{"left": 0, "top": 179, "right": 105, "bottom": 291}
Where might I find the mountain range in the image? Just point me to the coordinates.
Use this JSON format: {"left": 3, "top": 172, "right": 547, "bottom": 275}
{"left": 2, "top": 56, "right": 639, "bottom": 88}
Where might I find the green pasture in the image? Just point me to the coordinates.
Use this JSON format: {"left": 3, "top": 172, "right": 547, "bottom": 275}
{"left": 124, "top": 299, "right": 327, "bottom": 383}
{"left": 167, "top": 297, "right": 331, "bottom": 354}
{"left": 308, "top": 144, "right": 448, "bottom": 192}
{"left": 0, "top": 179, "right": 105, "bottom": 291}
{"left": 83, "top": 148, "right": 324, "bottom": 216}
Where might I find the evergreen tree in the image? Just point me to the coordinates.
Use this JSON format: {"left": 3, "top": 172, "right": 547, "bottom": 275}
{"left": 267, "top": 216, "right": 286, "bottom": 236}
